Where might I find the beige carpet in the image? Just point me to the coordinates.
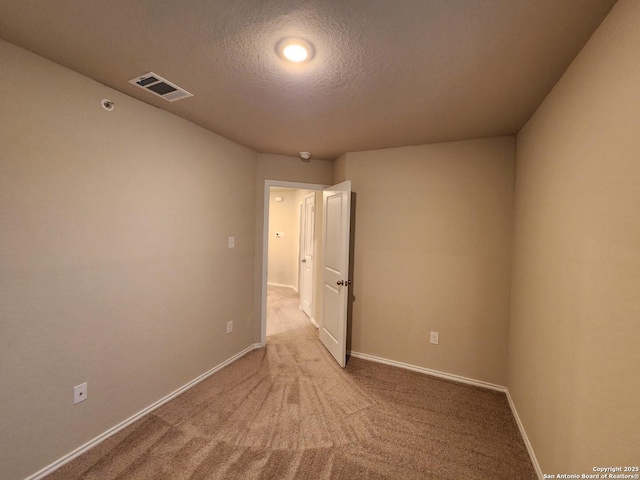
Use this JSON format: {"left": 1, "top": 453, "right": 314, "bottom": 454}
{"left": 47, "top": 286, "right": 537, "bottom": 479}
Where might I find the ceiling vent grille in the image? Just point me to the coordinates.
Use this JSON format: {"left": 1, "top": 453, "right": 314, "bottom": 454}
{"left": 128, "top": 72, "right": 193, "bottom": 102}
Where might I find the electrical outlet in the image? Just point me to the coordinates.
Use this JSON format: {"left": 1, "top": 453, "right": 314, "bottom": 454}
{"left": 430, "top": 331, "right": 439, "bottom": 345}
{"left": 74, "top": 382, "right": 88, "bottom": 404}
{"left": 228, "top": 236, "right": 235, "bottom": 248}
{"left": 227, "top": 321, "right": 233, "bottom": 334}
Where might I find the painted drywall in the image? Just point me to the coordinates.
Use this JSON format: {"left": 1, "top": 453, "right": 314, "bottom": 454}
{"left": 254, "top": 154, "right": 333, "bottom": 341}
{"left": 0, "top": 40, "right": 257, "bottom": 480}
{"left": 333, "top": 153, "right": 347, "bottom": 184}
{"left": 508, "top": 0, "right": 640, "bottom": 473}
{"left": 339, "top": 137, "right": 515, "bottom": 385}
{"left": 267, "top": 189, "right": 300, "bottom": 288}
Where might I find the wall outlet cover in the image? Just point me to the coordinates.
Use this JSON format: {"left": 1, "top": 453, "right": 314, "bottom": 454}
{"left": 74, "top": 382, "right": 88, "bottom": 404}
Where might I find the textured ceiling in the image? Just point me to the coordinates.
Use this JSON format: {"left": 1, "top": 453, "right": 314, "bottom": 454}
{"left": 0, "top": 0, "right": 616, "bottom": 159}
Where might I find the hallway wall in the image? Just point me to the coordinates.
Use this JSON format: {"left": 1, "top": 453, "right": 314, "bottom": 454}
{"left": 267, "top": 189, "right": 300, "bottom": 288}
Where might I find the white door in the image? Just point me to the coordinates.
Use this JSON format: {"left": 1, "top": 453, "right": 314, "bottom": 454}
{"left": 319, "top": 181, "right": 352, "bottom": 368}
{"left": 300, "top": 192, "right": 315, "bottom": 317}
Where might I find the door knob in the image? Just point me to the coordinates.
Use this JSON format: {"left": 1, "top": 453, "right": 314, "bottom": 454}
{"left": 336, "top": 280, "right": 344, "bottom": 286}
{"left": 301, "top": 259, "right": 307, "bottom": 263}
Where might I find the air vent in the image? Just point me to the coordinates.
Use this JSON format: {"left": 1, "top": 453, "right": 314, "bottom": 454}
{"left": 128, "top": 72, "right": 193, "bottom": 102}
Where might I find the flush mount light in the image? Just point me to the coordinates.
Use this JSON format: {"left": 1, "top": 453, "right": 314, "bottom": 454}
{"left": 276, "top": 37, "right": 315, "bottom": 63}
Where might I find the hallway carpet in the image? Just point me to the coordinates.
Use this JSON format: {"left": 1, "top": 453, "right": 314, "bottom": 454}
{"left": 46, "top": 287, "right": 537, "bottom": 479}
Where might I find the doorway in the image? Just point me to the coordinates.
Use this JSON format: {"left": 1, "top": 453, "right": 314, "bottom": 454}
{"left": 261, "top": 179, "right": 354, "bottom": 368}
{"left": 261, "top": 180, "right": 326, "bottom": 345}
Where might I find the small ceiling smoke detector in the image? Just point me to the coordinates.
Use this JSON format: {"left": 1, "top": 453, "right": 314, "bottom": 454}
{"left": 276, "top": 38, "right": 315, "bottom": 63}
{"left": 101, "top": 99, "right": 114, "bottom": 111}
{"left": 299, "top": 151, "right": 311, "bottom": 162}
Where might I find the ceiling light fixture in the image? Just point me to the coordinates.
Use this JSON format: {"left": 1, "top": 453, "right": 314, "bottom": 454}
{"left": 276, "top": 37, "right": 315, "bottom": 63}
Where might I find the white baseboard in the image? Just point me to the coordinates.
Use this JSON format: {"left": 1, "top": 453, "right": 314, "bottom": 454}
{"left": 267, "top": 282, "right": 298, "bottom": 292}
{"left": 505, "top": 389, "right": 544, "bottom": 480}
{"left": 28, "top": 345, "right": 542, "bottom": 480}
{"left": 349, "top": 351, "right": 506, "bottom": 392}
{"left": 26, "top": 343, "right": 263, "bottom": 480}
{"left": 348, "top": 350, "right": 542, "bottom": 479}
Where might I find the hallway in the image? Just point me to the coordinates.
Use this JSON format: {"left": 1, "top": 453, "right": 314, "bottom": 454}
{"left": 266, "top": 285, "right": 312, "bottom": 337}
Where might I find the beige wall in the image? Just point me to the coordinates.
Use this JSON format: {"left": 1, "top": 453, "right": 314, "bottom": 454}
{"left": 508, "top": 0, "right": 640, "bottom": 473}
{"left": 333, "top": 153, "right": 347, "bottom": 184}
{"left": 267, "top": 189, "right": 300, "bottom": 288}
{"left": 340, "top": 138, "right": 515, "bottom": 385}
{"left": 0, "top": 40, "right": 257, "bottom": 480}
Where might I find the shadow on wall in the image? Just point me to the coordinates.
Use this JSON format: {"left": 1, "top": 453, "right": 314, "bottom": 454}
{"left": 346, "top": 191, "right": 357, "bottom": 362}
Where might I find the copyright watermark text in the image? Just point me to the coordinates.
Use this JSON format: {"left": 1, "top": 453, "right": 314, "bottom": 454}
{"left": 543, "top": 467, "right": 640, "bottom": 480}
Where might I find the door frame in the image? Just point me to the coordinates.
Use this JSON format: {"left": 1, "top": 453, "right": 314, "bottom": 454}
{"left": 261, "top": 179, "right": 328, "bottom": 346}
